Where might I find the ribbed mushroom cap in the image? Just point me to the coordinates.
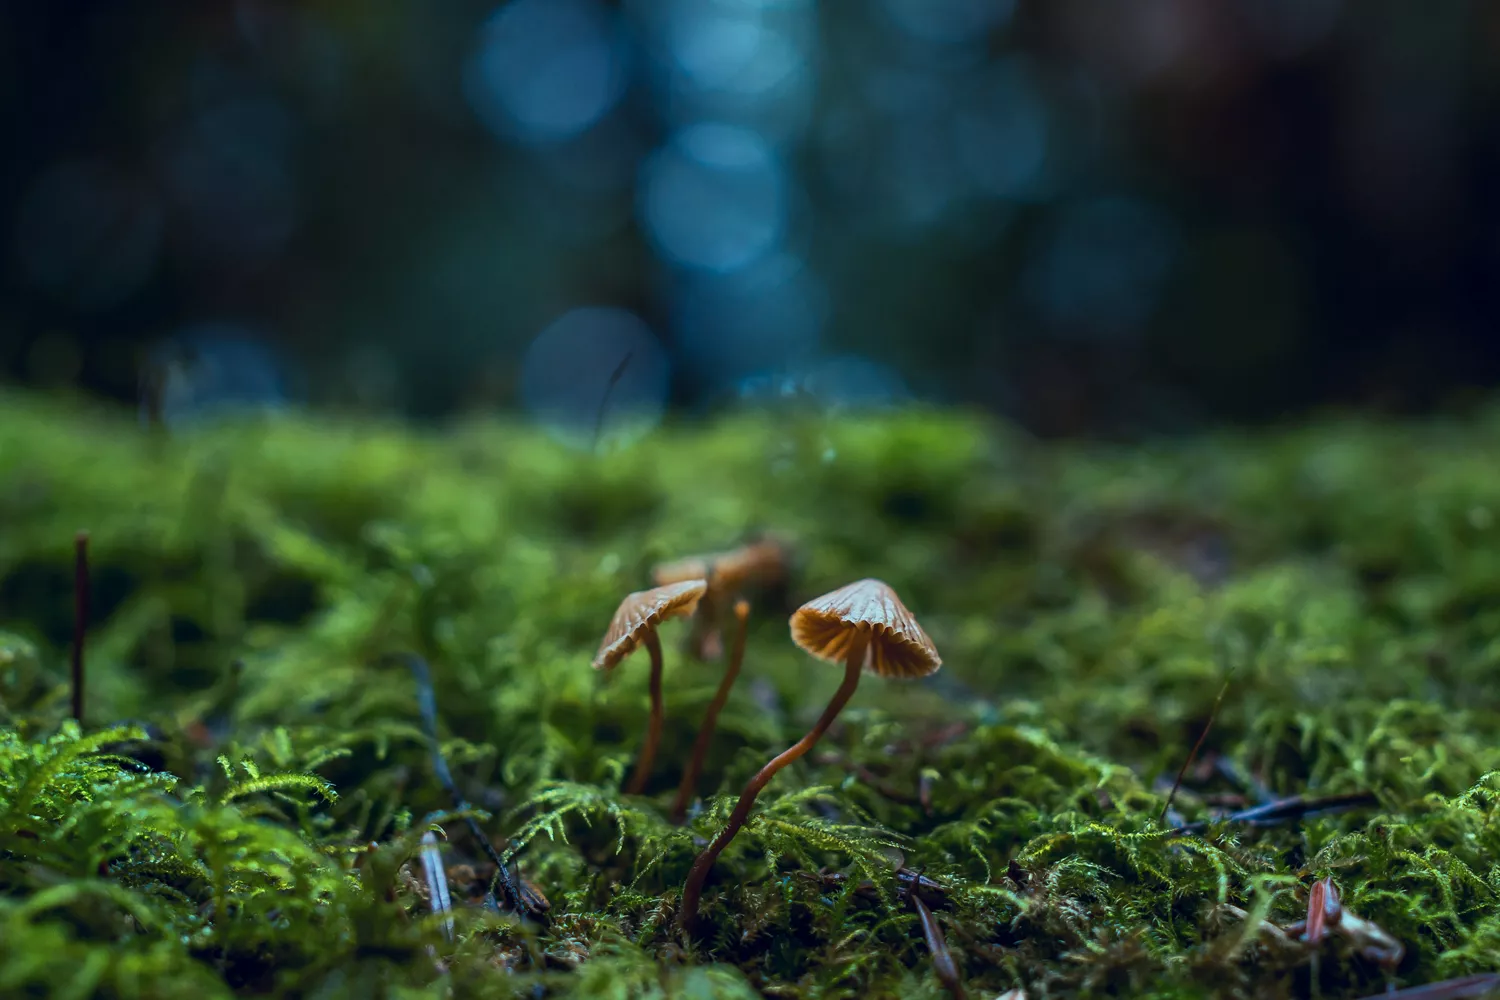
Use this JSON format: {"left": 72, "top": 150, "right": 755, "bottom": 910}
{"left": 593, "top": 580, "right": 707, "bottom": 670}
{"left": 789, "top": 578, "right": 940, "bottom": 679}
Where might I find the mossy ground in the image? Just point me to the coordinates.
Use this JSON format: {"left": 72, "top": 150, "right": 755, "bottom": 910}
{"left": 2, "top": 391, "right": 1499, "bottom": 999}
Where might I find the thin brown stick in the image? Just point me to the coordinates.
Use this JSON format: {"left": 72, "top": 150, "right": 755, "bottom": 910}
{"left": 1159, "top": 668, "right": 1235, "bottom": 823}
{"left": 71, "top": 531, "right": 89, "bottom": 726}
{"left": 1169, "top": 791, "right": 1375, "bottom": 835}
{"left": 671, "top": 599, "right": 749, "bottom": 823}
{"left": 912, "top": 891, "right": 966, "bottom": 999}
{"left": 801, "top": 867, "right": 951, "bottom": 909}
{"left": 679, "top": 633, "right": 869, "bottom": 932}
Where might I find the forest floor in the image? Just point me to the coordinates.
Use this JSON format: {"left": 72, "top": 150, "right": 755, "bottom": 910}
{"left": 1, "top": 391, "right": 1499, "bottom": 999}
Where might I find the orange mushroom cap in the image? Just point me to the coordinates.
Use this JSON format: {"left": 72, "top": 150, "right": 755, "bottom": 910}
{"left": 708, "top": 538, "right": 787, "bottom": 592}
{"left": 652, "top": 537, "right": 788, "bottom": 595}
{"left": 593, "top": 580, "right": 707, "bottom": 670}
{"left": 652, "top": 556, "right": 712, "bottom": 588}
{"left": 789, "top": 578, "right": 940, "bottom": 679}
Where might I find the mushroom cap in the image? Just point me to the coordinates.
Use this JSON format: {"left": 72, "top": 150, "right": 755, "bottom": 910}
{"left": 789, "top": 578, "right": 940, "bottom": 679}
{"left": 593, "top": 579, "right": 707, "bottom": 670}
{"left": 709, "top": 538, "right": 787, "bottom": 591}
{"left": 652, "top": 556, "right": 712, "bottom": 588}
{"left": 653, "top": 538, "right": 787, "bottom": 594}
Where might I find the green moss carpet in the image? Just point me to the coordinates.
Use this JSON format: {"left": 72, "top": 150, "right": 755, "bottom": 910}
{"left": 1, "top": 391, "right": 1498, "bottom": 998}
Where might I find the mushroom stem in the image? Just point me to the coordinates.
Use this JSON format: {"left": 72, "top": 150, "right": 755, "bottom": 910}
{"left": 687, "top": 593, "right": 723, "bottom": 661}
{"left": 624, "top": 630, "right": 665, "bottom": 795}
{"left": 679, "top": 632, "right": 869, "bottom": 931}
{"left": 671, "top": 599, "right": 750, "bottom": 823}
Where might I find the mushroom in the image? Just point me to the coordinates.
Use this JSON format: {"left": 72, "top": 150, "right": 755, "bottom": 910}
{"left": 710, "top": 537, "right": 788, "bottom": 592}
{"left": 677, "top": 578, "right": 940, "bottom": 930}
{"left": 653, "top": 537, "right": 787, "bottom": 660}
{"left": 594, "top": 579, "right": 708, "bottom": 795}
{"left": 669, "top": 598, "right": 751, "bottom": 824}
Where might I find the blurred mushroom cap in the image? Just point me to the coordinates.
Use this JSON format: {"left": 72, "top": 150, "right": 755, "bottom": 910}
{"left": 593, "top": 580, "right": 707, "bottom": 670}
{"left": 653, "top": 536, "right": 788, "bottom": 594}
{"left": 709, "top": 537, "right": 788, "bottom": 592}
{"left": 790, "top": 578, "right": 940, "bottom": 679}
{"left": 652, "top": 556, "right": 712, "bottom": 587}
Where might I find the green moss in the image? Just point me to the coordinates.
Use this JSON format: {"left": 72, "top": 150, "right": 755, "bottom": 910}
{"left": 3, "top": 390, "right": 1500, "bottom": 997}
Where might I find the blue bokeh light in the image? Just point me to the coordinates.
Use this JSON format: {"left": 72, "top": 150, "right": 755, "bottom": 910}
{"left": 466, "top": 0, "right": 628, "bottom": 146}
{"left": 664, "top": 1, "right": 809, "bottom": 101}
{"left": 635, "top": 0, "right": 816, "bottom": 141}
{"left": 799, "top": 355, "right": 909, "bottom": 409}
{"left": 520, "top": 307, "right": 672, "bottom": 451}
{"left": 736, "top": 355, "right": 909, "bottom": 411}
{"left": 881, "top": 0, "right": 1016, "bottom": 46}
{"left": 673, "top": 252, "right": 826, "bottom": 385}
{"left": 953, "top": 62, "right": 1049, "bottom": 199}
{"left": 719, "top": 27, "right": 807, "bottom": 102}
{"left": 821, "top": 58, "right": 1050, "bottom": 230}
{"left": 142, "top": 325, "right": 288, "bottom": 427}
{"left": 667, "top": 4, "right": 767, "bottom": 90}
{"left": 639, "top": 123, "right": 786, "bottom": 272}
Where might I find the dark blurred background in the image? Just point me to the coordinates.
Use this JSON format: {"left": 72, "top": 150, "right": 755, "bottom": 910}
{"left": 3, "top": 0, "right": 1499, "bottom": 439}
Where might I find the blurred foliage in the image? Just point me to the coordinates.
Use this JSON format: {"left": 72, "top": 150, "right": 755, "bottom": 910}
{"left": 7, "top": 2, "right": 1500, "bottom": 431}
{"left": 2, "top": 392, "right": 1500, "bottom": 996}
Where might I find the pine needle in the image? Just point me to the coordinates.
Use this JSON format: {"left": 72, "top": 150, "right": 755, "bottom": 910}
{"left": 1159, "top": 667, "right": 1236, "bottom": 823}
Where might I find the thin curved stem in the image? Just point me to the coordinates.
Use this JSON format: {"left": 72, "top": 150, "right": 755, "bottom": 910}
{"left": 671, "top": 600, "right": 750, "bottom": 823}
{"left": 625, "top": 630, "right": 665, "bottom": 795}
{"left": 687, "top": 589, "right": 722, "bottom": 661}
{"left": 678, "top": 633, "right": 868, "bottom": 932}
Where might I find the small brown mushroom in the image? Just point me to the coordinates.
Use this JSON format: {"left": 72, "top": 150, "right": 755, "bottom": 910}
{"left": 670, "top": 598, "right": 751, "bottom": 824}
{"left": 594, "top": 579, "right": 707, "bottom": 795}
{"left": 678, "top": 578, "right": 940, "bottom": 930}
{"left": 650, "top": 556, "right": 711, "bottom": 587}
{"left": 710, "top": 537, "right": 788, "bottom": 592}
{"left": 653, "top": 537, "right": 787, "bottom": 660}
